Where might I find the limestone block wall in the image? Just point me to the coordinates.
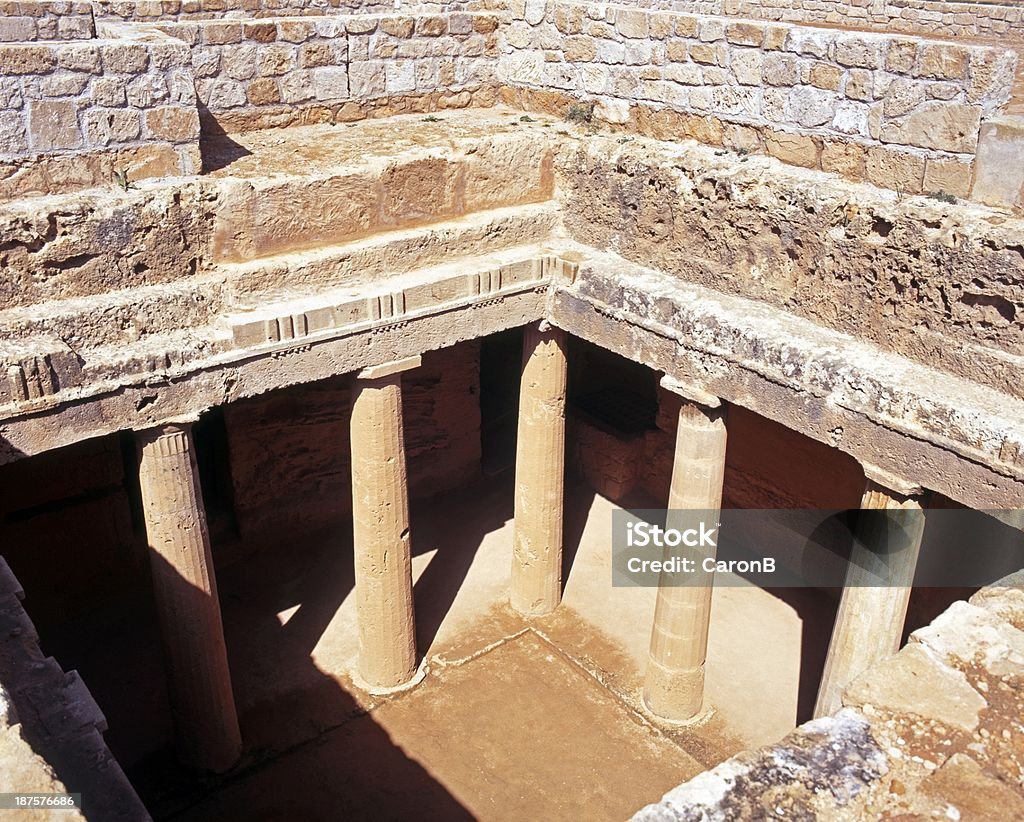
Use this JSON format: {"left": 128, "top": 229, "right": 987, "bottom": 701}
{"left": 0, "top": 28, "right": 201, "bottom": 189}
{"left": 617, "top": 0, "right": 1024, "bottom": 41}
{"left": 143, "top": 10, "right": 500, "bottom": 130}
{"left": 92, "top": 0, "right": 437, "bottom": 22}
{"left": 499, "top": 1, "right": 1017, "bottom": 194}
{"left": 726, "top": 0, "right": 1024, "bottom": 41}
{"left": 0, "top": 1, "right": 96, "bottom": 42}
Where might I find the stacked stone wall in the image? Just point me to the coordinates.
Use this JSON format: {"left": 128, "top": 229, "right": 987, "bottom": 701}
{"left": 499, "top": 1, "right": 1016, "bottom": 195}
{"left": 91, "top": 0, "right": 459, "bottom": 22}
{"left": 148, "top": 10, "right": 500, "bottom": 130}
{"left": 0, "top": 1, "right": 95, "bottom": 42}
{"left": 0, "top": 29, "right": 200, "bottom": 182}
{"left": 618, "top": 0, "right": 1024, "bottom": 42}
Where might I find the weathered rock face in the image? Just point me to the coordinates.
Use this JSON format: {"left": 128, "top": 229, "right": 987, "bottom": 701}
{"left": 0, "top": 183, "right": 216, "bottom": 310}
{"left": 560, "top": 134, "right": 1024, "bottom": 400}
{"left": 634, "top": 572, "right": 1024, "bottom": 821}
{"left": 0, "top": 558, "right": 147, "bottom": 820}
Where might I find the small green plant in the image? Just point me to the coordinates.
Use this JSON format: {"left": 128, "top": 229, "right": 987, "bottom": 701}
{"left": 519, "top": 114, "right": 535, "bottom": 123}
{"left": 112, "top": 168, "right": 136, "bottom": 192}
{"left": 927, "top": 190, "right": 957, "bottom": 204}
{"left": 565, "top": 102, "right": 594, "bottom": 124}
{"left": 422, "top": 115, "right": 443, "bottom": 122}
{"left": 617, "top": 136, "right": 633, "bottom": 144}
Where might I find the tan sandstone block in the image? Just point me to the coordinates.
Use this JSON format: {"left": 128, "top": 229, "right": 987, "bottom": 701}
{"left": 473, "top": 15, "right": 499, "bottom": 34}
{"left": 243, "top": 22, "right": 277, "bottom": 43}
{"left": 880, "top": 101, "right": 981, "bottom": 153}
{"left": 381, "top": 17, "right": 414, "bottom": 38}
{"left": 689, "top": 42, "right": 724, "bottom": 66}
{"left": 923, "top": 156, "right": 971, "bottom": 198}
{"left": 886, "top": 39, "right": 917, "bottom": 74}
{"left": 673, "top": 15, "right": 698, "bottom": 38}
{"left": 914, "top": 43, "right": 969, "bottom": 81}
{"left": 416, "top": 16, "right": 447, "bottom": 37}
{"left": 277, "top": 20, "right": 315, "bottom": 43}
{"left": 649, "top": 13, "right": 674, "bottom": 40}
{"left": 821, "top": 139, "right": 866, "bottom": 180}
{"left": 144, "top": 106, "right": 200, "bottom": 142}
{"left": 726, "top": 22, "right": 763, "bottom": 47}
{"left": 28, "top": 99, "right": 82, "bottom": 151}
{"left": 970, "top": 116, "right": 1024, "bottom": 211}
{"left": 202, "top": 22, "right": 242, "bottom": 45}
{"left": 666, "top": 41, "right": 688, "bottom": 62}
{"left": 764, "top": 130, "right": 818, "bottom": 168}
{"left": 722, "top": 123, "right": 761, "bottom": 152}
{"left": 101, "top": 43, "right": 149, "bottom": 73}
{"left": 810, "top": 62, "right": 842, "bottom": 91}
{"left": 246, "top": 77, "right": 281, "bottom": 105}
{"left": 0, "top": 45, "right": 54, "bottom": 74}
{"left": 865, "top": 145, "right": 924, "bottom": 193}
{"left": 564, "top": 36, "right": 596, "bottom": 62}
{"left": 762, "top": 25, "right": 787, "bottom": 51}
{"left": 616, "top": 9, "right": 649, "bottom": 39}
{"left": 843, "top": 643, "right": 986, "bottom": 732}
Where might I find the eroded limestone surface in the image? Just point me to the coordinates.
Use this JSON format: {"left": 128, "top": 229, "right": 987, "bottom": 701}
{"left": 634, "top": 573, "right": 1024, "bottom": 821}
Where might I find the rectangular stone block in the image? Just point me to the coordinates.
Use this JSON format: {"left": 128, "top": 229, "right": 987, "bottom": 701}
{"left": 923, "top": 156, "right": 971, "bottom": 198}
{"left": 0, "top": 44, "right": 54, "bottom": 74}
{"left": 0, "top": 17, "right": 35, "bottom": 42}
{"left": 879, "top": 101, "right": 981, "bottom": 153}
{"left": 0, "top": 110, "right": 27, "bottom": 155}
{"left": 143, "top": 105, "right": 200, "bottom": 142}
{"left": 312, "top": 65, "right": 348, "bottom": 101}
{"left": 726, "top": 22, "right": 763, "bottom": 47}
{"left": 865, "top": 145, "right": 924, "bottom": 193}
{"left": 83, "top": 107, "right": 140, "bottom": 145}
{"left": 100, "top": 43, "right": 149, "bottom": 74}
{"left": 349, "top": 60, "right": 385, "bottom": 98}
{"left": 971, "top": 116, "right": 1024, "bottom": 212}
{"left": 28, "top": 98, "right": 82, "bottom": 151}
{"left": 385, "top": 61, "right": 415, "bottom": 94}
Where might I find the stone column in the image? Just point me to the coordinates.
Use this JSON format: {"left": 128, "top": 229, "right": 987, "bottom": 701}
{"left": 814, "top": 472, "right": 927, "bottom": 718}
{"left": 511, "top": 323, "right": 568, "bottom": 617}
{"left": 136, "top": 423, "right": 242, "bottom": 773}
{"left": 350, "top": 355, "right": 421, "bottom": 690}
{"left": 643, "top": 386, "right": 728, "bottom": 722}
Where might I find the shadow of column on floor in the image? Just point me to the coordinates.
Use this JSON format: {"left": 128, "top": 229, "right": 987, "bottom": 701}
{"left": 562, "top": 475, "right": 598, "bottom": 594}
{"left": 410, "top": 475, "right": 516, "bottom": 655}
{"left": 124, "top": 529, "right": 474, "bottom": 821}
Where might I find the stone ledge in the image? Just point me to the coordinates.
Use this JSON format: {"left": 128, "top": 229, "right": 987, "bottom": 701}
{"left": 550, "top": 248, "right": 1024, "bottom": 516}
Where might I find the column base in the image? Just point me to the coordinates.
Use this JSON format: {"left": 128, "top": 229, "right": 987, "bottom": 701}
{"left": 352, "top": 658, "right": 429, "bottom": 697}
{"left": 642, "top": 659, "right": 708, "bottom": 724}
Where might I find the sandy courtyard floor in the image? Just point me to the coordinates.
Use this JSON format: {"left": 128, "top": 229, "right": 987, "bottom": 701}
{"left": 81, "top": 473, "right": 834, "bottom": 819}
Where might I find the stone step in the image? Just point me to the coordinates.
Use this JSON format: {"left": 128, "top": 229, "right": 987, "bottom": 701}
{"left": 204, "top": 109, "right": 561, "bottom": 264}
{"left": 0, "top": 275, "right": 226, "bottom": 354}
{"left": 218, "top": 200, "right": 564, "bottom": 304}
